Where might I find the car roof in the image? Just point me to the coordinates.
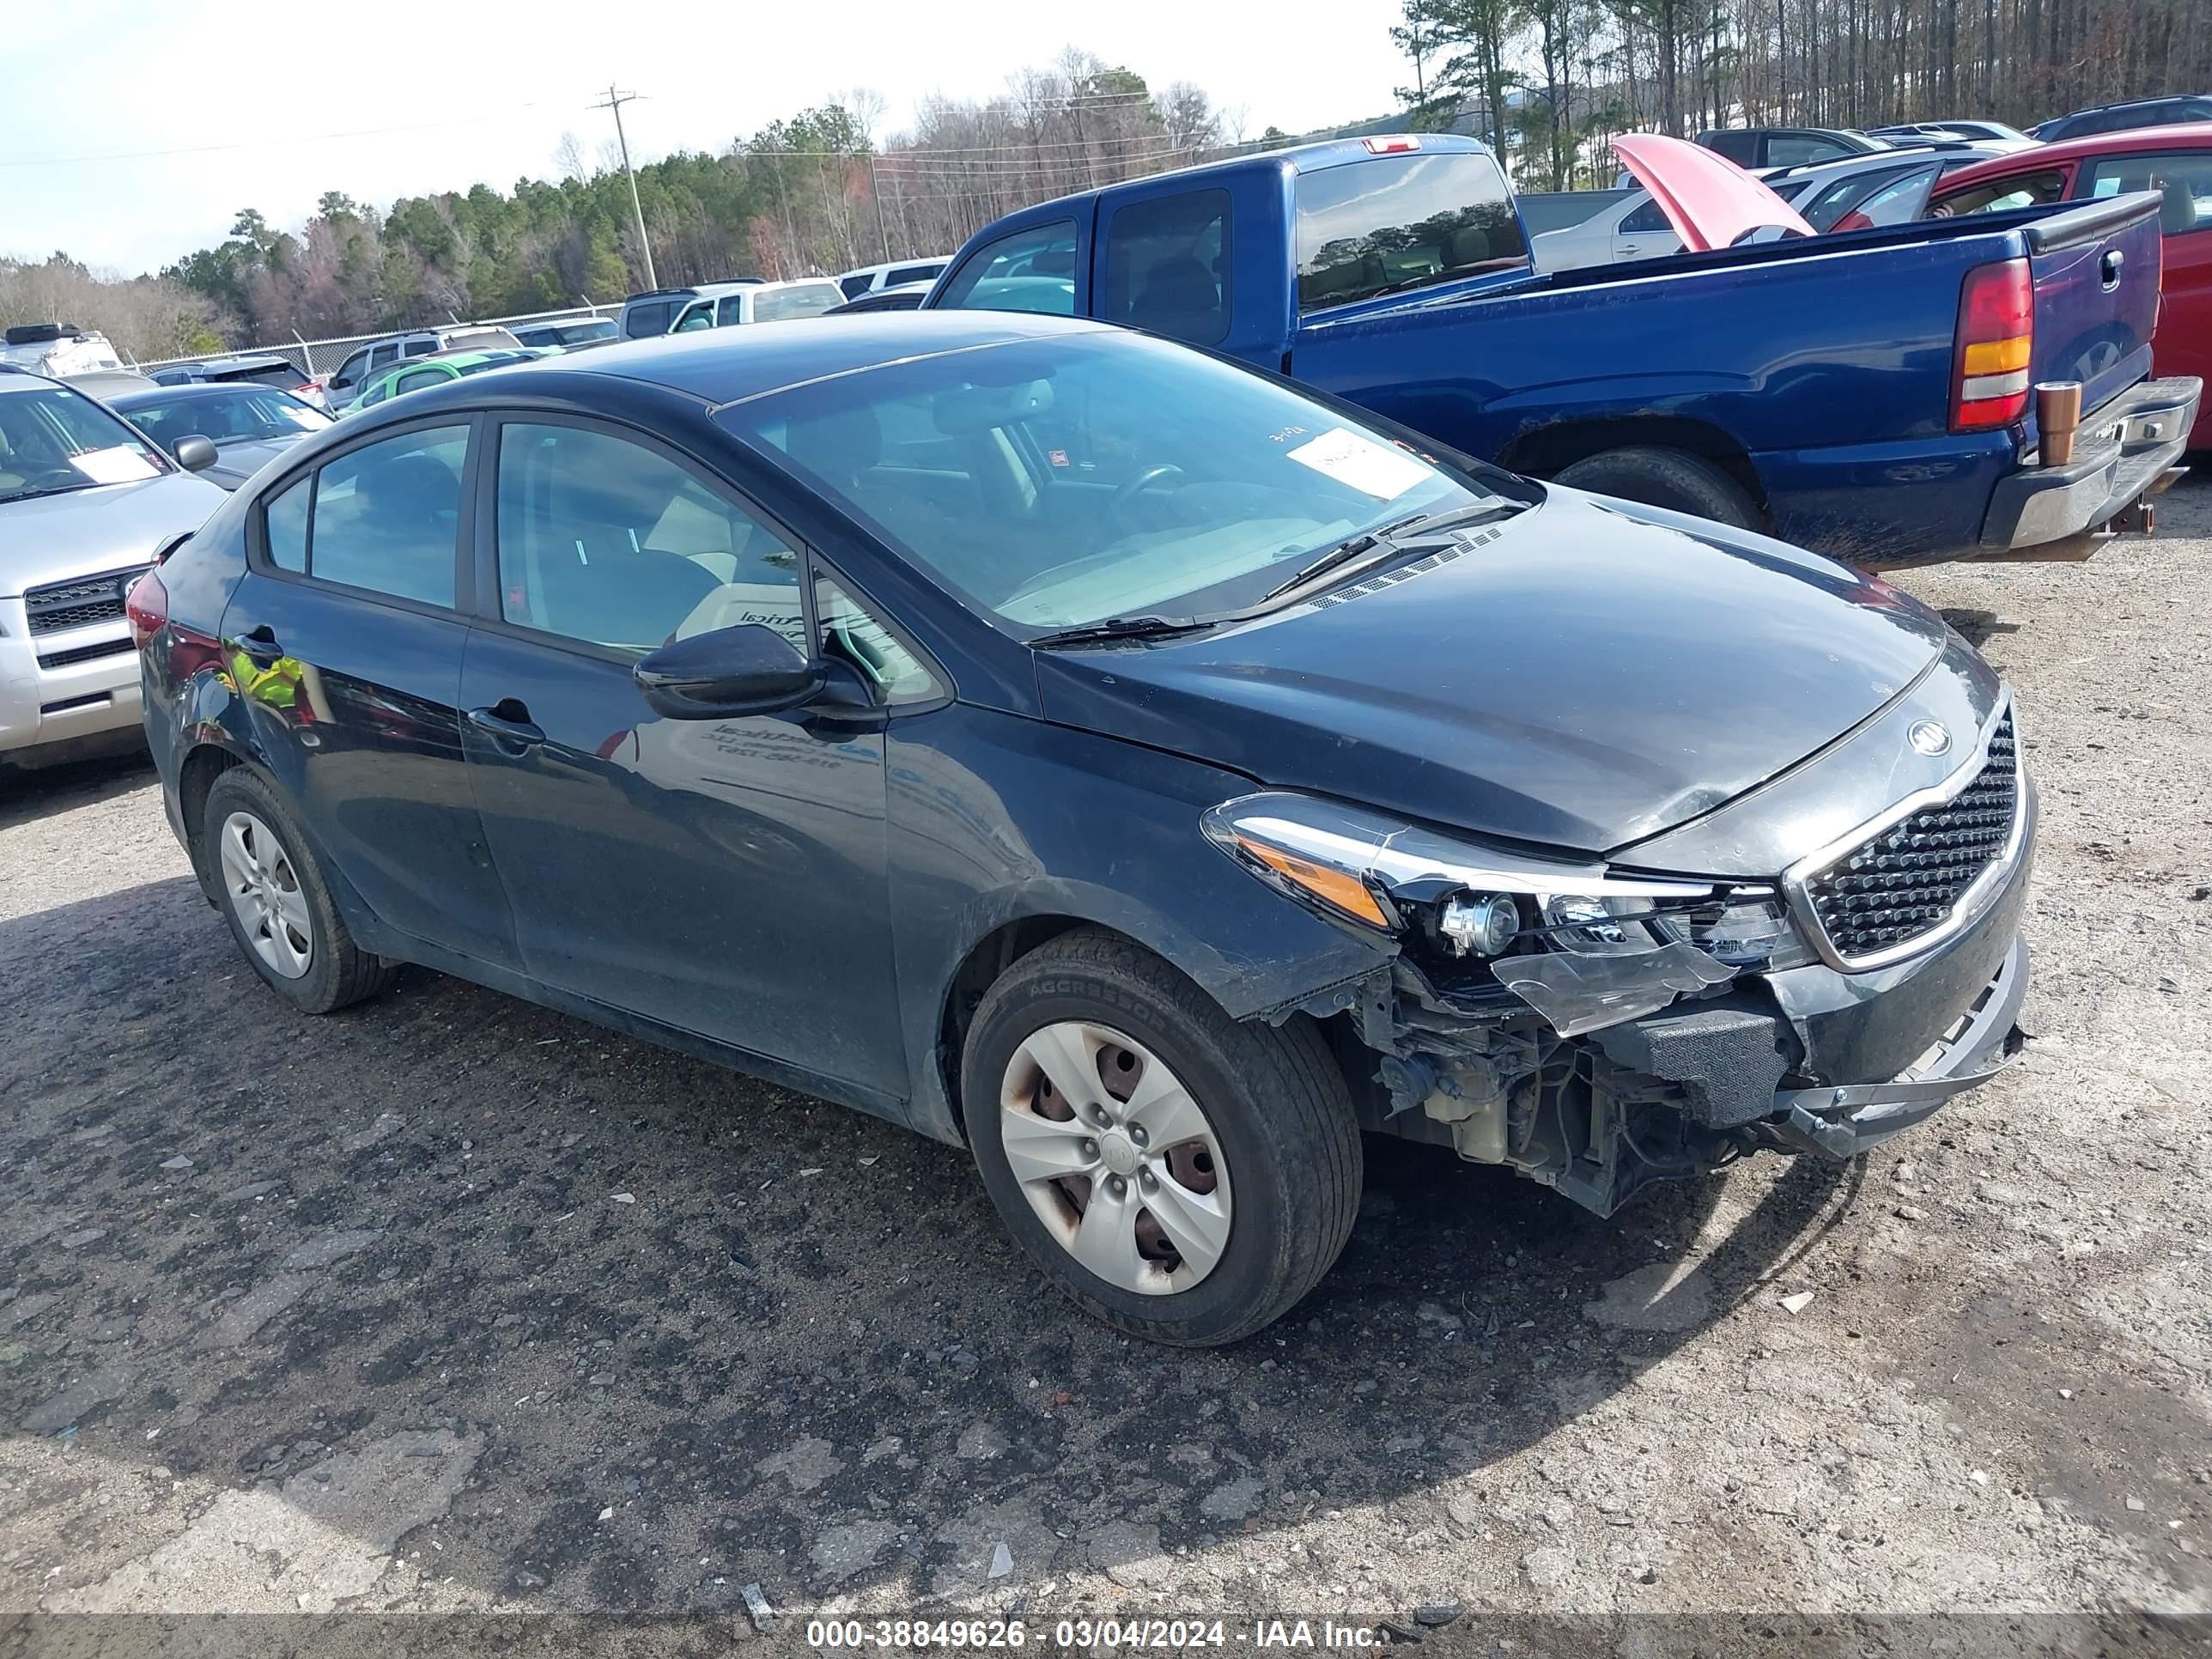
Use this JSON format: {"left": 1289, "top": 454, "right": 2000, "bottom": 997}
{"left": 1758, "top": 137, "right": 2003, "bottom": 185}
{"left": 1935, "top": 121, "right": 2212, "bottom": 188}
{"left": 381, "top": 309, "right": 1109, "bottom": 409}
{"left": 107, "top": 380, "right": 290, "bottom": 407}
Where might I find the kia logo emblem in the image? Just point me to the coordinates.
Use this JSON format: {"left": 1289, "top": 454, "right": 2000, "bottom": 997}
{"left": 1907, "top": 720, "right": 1952, "bottom": 758}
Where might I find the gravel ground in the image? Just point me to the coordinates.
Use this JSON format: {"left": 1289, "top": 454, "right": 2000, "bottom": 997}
{"left": 2, "top": 479, "right": 2209, "bottom": 1656}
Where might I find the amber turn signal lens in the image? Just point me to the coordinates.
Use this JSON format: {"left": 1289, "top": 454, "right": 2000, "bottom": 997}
{"left": 1235, "top": 835, "right": 1391, "bottom": 927}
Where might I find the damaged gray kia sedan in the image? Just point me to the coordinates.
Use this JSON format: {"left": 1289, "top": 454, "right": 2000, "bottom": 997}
{"left": 141, "top": 314, "right": 2031, "bottom": 1346}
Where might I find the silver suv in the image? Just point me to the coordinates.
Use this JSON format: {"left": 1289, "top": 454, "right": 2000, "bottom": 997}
{"left": 0, "top": 368, "right": 226, "bottom": 768}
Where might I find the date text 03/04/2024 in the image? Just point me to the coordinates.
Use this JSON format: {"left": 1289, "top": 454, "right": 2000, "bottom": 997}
{"left": 804, "top": 1617, "right": 1393, "bottom": 1648}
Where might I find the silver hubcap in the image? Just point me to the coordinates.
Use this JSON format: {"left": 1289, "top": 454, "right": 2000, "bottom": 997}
{"left": 999, "top": 1021, "right": 1232, "bottom": 1296}
{"left": 218, "top": 811, "right": 313, "bottom": 981}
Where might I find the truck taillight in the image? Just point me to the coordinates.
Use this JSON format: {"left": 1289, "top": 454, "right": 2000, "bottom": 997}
{"left": 125, "top": 568, "right": 167, "bottom": 651}
{"left": 1953, "top": 257, "right": 2033, "bottom": 432}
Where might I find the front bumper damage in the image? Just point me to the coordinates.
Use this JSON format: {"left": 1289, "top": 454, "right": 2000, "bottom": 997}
{"left": 1332, "top": 713, "right": 2037, "bottom": 1218}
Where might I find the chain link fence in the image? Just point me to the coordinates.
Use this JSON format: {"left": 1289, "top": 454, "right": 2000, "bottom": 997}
{"left": 134, "top": 303, "right": 622, "bottom": 380}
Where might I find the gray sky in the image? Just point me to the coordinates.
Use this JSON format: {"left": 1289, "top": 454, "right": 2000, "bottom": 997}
{"left": 3, "top": 0, "right": 1412, "bottom": 276}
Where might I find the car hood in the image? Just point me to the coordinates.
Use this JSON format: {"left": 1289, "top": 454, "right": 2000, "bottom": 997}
{"left": 1613, "top": 132, "right": 1814, "bottom": 251}
{"left": 1031, "top": 488, "right": 1951, "bottom": 858}
{"left": 0, "top": 470, "right": 226, "bottom": 598}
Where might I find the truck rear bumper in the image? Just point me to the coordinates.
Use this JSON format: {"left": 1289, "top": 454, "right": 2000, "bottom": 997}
{"left": 1977, "top": 374, "right": 2201, "bottom": 557}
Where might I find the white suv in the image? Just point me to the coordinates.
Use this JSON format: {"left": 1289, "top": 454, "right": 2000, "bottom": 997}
{"left": 0, "top": 368, "right": 226, "bottom": 768}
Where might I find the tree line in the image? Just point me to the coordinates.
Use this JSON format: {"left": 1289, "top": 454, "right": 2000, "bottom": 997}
{"left": 0, "top": 50, "right": 1231, "bottom": 363}
{"left": 6, "top": 16, "right": 2201, "bottom": 362}
{"left": 1397, "top": 0, "right": 2209, "bottom": 190}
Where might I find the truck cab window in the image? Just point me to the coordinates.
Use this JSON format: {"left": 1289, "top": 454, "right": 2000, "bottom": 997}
{"left": 1295, "top": 152, "right": 1528, "bottom": 313}
{"left": 1103, "top": 189, "right": 1232, "bottom": 347}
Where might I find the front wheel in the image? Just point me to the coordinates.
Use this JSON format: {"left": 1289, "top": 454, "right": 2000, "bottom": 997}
{"left": 962, "top": 930, "right": 1362, "bottom": 1346}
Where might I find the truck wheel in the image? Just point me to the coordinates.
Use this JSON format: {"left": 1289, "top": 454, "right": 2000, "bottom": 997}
{"left": 961, "top": 929, "right": 1362, "bottom": 1346}
{"left": 1552, "top": 446, "right": 1760, "bottom": 529}
{"left": 204, "top": 769, "right": 397, "bottom": 1015}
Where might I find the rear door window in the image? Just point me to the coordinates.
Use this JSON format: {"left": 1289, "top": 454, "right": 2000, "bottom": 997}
{"left": 289, "top": 425, "right": 470, "bottom": 608}
{"left": 1103, "top": 188, "right": 1231, "bottom": 347}
{"left": 716, "top": 294, "right": 750, "bottom": 325}
{"left": 1295, "top": 150, "right": 1528, "bottom": 312}
{"left": 888, "top": 263, "right": 945, "bottom": 286}
{"left": 1768, "top": 135, "right": 1856, "bottom": 167}
{"left": 1619, "top": 196, "right": 1674, "bottom": 234}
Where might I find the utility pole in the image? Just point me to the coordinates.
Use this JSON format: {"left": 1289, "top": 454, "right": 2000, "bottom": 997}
{"left": 592, "top": 85, "right": 658, "bottom": 291}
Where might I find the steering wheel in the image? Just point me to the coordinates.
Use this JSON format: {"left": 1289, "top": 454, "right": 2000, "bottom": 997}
{"left": 1090, "top": 464, "right": 1188, "bottom": 551}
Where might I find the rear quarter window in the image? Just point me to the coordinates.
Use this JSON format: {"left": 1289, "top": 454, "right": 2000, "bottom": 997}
{"left": 1103, "top": 188, "right": 1231, "bottom": 346}
{"left": 1295, "top": 150, "right": 1528, "bottom": 313}
{"left": 1932, "top": 168, "right": 2069, "bottom": 217}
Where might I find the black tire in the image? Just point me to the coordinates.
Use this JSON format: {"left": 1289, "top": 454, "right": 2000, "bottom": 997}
{"left": 1551, "top": 445, "right": 1760, "bottom": 529}
{"left": 202, "top": 768, "right": 397, "bottom": 1015}
{"left": 961, "top": 929, "right": 1362, "bottom": 1346}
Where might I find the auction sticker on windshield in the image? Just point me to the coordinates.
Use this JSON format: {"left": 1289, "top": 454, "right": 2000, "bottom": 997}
{"left": 70, "top": 446, "right": 161, "bottom": 485}
{"left": 1285, "top": 427, "right": 1431, "bottom": 498}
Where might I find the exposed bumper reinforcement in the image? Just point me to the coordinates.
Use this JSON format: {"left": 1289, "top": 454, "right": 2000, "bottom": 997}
{"left": 1978, "top": 375, "right": 2201, "bottom": 559}
{"left": 1768, "top": 937, "right": 2028, "bottom": 1159}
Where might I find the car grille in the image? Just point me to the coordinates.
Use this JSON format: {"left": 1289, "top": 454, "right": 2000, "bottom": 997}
{"left": 24, "top": 567, "right": 145, "bottom": 635}
{"left": 38, "top": 638, "right": 137, "bottom": 672}
{"left": 1803, "top": 709, "right": 2019, "bottom": 963}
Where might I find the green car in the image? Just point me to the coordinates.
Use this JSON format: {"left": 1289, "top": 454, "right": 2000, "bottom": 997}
{"left": 350, "top": 348, "right": 552, "bottom": 412}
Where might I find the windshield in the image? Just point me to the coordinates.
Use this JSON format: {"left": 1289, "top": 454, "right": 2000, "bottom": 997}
{"left": 0, "top": 385, "right": 167, "bottom": 504}
{"left": 118, "top": 387, "right": 330, "bottom": 450}
{"left": 1295, "top": 151, "right": 1530, "bottom": 311}
{"left": 754, "top": 283, "right": 843, "bottom": 323}
{"left": 720, "top": 329, "right": 1526, "bottom": 631}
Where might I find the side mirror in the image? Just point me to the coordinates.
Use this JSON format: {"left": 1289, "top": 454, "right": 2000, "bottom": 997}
{"left": 173, "top": 434, "right": 219, "bottom": 473}
{"left": 634, "top": 623, "right": 826, "bottom": 720}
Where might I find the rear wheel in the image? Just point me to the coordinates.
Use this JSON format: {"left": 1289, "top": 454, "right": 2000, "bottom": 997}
{"left": 962, "top": 930, "right": 1361, "bottom": 1346}
{"left": 1552, "top": 445, "right": 1760, "bottom": 529}
{"left": 204, "top": 769, "right": 396, "bottom": 1015}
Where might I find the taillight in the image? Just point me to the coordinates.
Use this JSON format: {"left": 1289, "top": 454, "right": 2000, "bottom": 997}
{"left": 1953, "top": 257, "right": 2033, "bottom": 432}
{"left": 125, "top": 568, "right": 168, "bottom": 651}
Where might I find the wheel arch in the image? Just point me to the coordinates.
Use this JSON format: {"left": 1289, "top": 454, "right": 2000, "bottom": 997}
{"left": 177, "top": 740, "right": 250, "bottom": 895}
{"left": 1498, "top": 414, "right": 1768, "bottom": 516}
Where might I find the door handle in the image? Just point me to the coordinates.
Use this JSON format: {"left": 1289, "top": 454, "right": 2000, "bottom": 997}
{"left": 2101, "top": 248, "right": 2124, "bottom": 289}
{"left": 466, "top": 702, "right": 546, "bottom": 749}
{"left": 238, "top": 624, "right": 285, "bottom": 665}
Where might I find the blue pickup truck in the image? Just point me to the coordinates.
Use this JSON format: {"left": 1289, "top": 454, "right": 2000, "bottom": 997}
{"left": 922, "top": 133, "right": 2199, "bottom": 566}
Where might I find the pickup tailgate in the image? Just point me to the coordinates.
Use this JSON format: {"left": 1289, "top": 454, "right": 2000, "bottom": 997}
{"left": 2020, "top": 191, "right": 2163, "bottom": 426}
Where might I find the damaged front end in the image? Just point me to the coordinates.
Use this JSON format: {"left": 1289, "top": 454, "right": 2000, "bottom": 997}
{"left": 1202, "top": 697, "right": 2034, "bottom": 1217}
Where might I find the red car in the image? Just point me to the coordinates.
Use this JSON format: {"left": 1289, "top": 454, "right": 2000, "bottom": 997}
{"left": 1923, "top": 125, "right": 2212, "bottom": 449}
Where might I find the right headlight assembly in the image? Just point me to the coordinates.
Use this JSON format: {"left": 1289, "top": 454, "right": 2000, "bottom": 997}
{"left": 1201, "top": 792, "right": 1817, "bottom": 1036}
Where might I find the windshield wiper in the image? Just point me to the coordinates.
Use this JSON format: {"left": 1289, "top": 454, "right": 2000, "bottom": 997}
{"left": 1, "top": 481, "right": 101, "bottom": 506}
{"left": 1261, "top": 498, "right": 1527, "bottom": 604}
{"left": 1261, "top": 513, "right": 1428, "bottom": 601}
{"left": 1026, "top": 614, "right": 1214, "bottom": 649}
